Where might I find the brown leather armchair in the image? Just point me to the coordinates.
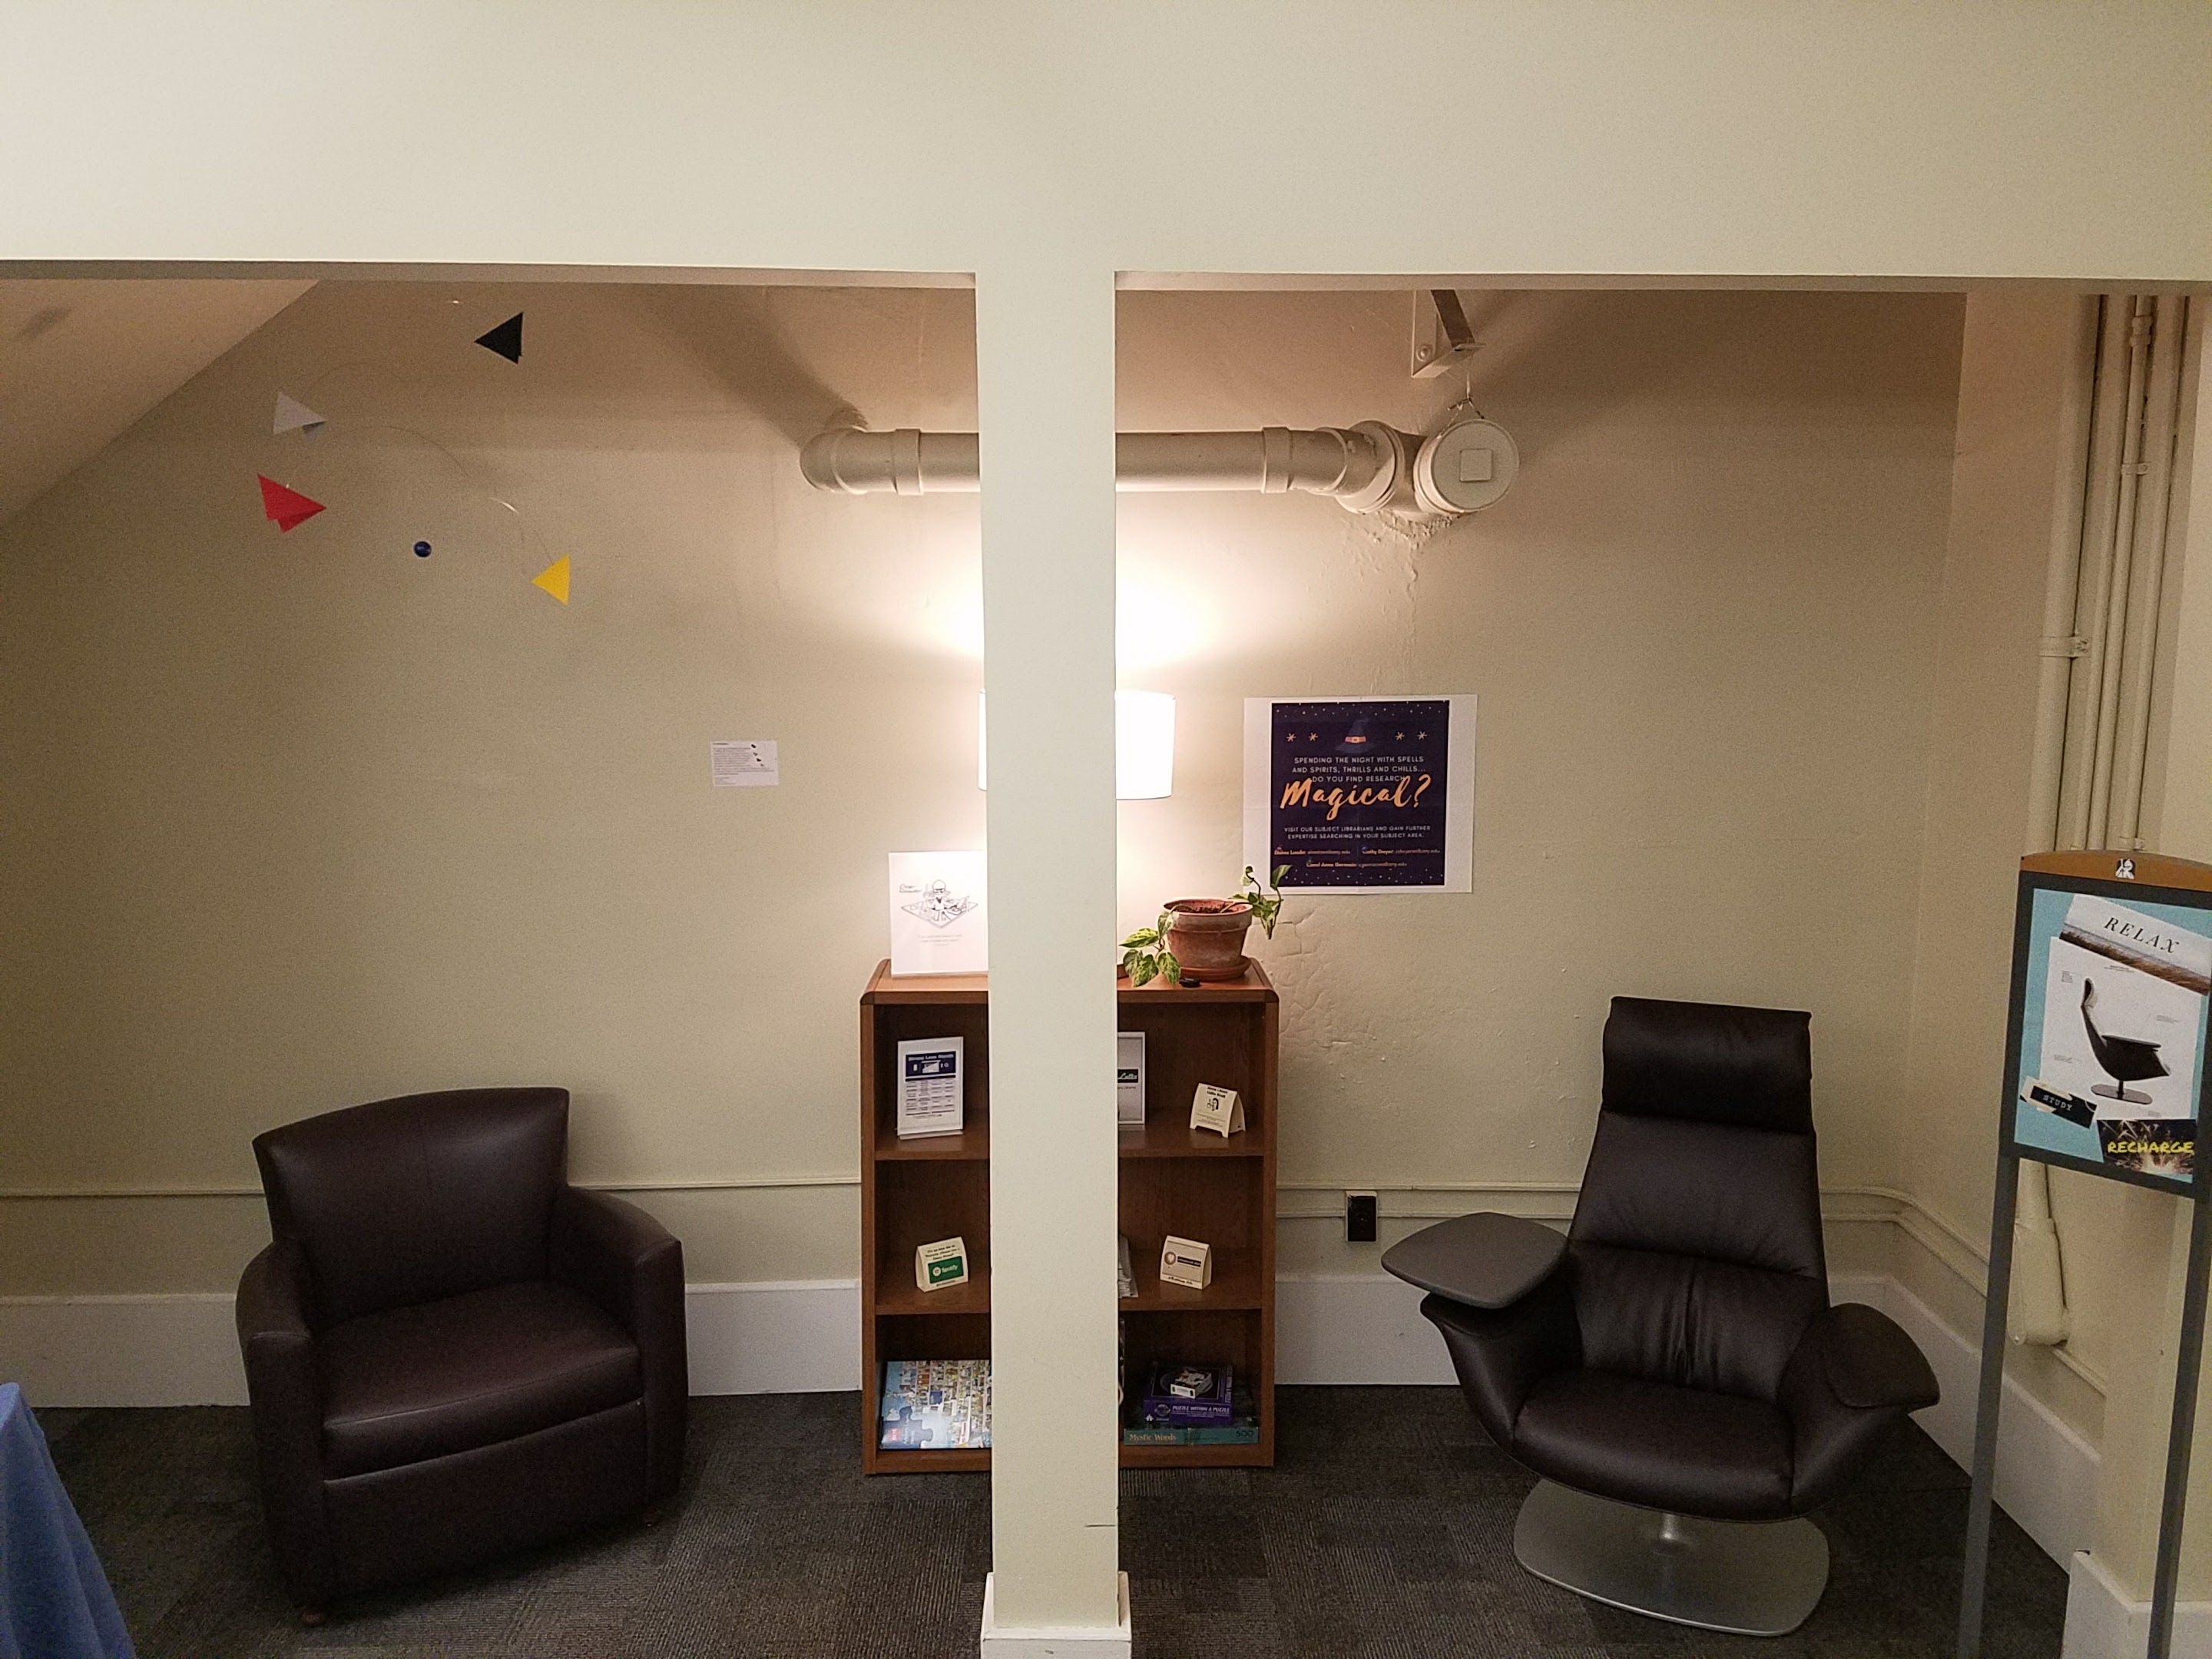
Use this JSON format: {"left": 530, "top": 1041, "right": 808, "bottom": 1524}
{"left": 235, "top": 1088, "right": 687, "bottom": 1614}
{"left": 1389, "top": 998, "right": 1939, "bottom": 1637}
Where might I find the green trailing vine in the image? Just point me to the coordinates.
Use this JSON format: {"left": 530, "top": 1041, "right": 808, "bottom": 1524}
{"left": 1239, "top": 864, "right": 1290, "bottom": 938}
{"left": 1118, "top": 865, "right": 1289, "bottom": 987}
{"left": 1118, "top": 911, "right": 1182, "bottom": 988}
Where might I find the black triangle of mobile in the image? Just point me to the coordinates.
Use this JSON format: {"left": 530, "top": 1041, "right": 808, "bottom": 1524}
{"left": 475, "top": 313, "right": 524, "bottom": 363}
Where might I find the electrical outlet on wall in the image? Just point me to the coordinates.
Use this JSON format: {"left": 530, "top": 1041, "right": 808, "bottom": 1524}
{"left": 1345, "top": 1191, "right": 1378, "bottom": 1244}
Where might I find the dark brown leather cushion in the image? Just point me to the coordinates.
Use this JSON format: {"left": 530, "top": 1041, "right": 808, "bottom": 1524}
{"left": 1601, "top": 997, "right": 1811, "bottom": 1132}
{"left": 255, "top": 1088, "right": 568, "bottom": 1328}
{"left": 1569, "top": 1240, "right": 1826, "bottom": 1401}
{"left": 1513, "top": 1369, "right": 1794, "bottom": 1521}
{"left": 1571, "top": 1113, "right": 1826, "bottom": 1280}
{"left": 320, "top": 1282, "right": 640, "bottom": 1479}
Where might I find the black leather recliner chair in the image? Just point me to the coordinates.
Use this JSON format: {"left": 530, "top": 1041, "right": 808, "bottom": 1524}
{"left": 1386, "top": 997, "right": 1938, "bottom": 1636}
{"left": 235, "top": 1088, "right": 687, "bottom": 1617}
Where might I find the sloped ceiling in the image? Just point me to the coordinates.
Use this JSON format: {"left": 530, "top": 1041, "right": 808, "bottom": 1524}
{"left": 0, "top": 279, "right": 313, "bottom": 525}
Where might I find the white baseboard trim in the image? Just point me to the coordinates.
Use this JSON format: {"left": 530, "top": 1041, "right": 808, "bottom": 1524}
{"left": 0, "top": 1293, "right": 243, "bottom": 1407}
{"left": 2062, "top": 1548, "right": 2212, "bottom": 1659}
{"left": 1276, "top": 1272, "right": 1455, "bottom": 1385}
{"left": 0, "top": 1280, "right": 864, "bottom": 1408}
{"left": 684, "top": 1280, "right": 859, "bottom": 1395}
{"left": 979, "top": 1572, "right": 1131, "bottom": 1657}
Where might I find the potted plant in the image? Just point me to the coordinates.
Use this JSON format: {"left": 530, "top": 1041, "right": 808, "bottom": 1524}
{"left": 1120, "top": 866, "right": 1288, "bottom": 987}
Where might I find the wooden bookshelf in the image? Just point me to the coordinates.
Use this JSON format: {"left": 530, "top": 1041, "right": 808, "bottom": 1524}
{"left": 859, "top": 959, "right": 1278, "bottom": 1473}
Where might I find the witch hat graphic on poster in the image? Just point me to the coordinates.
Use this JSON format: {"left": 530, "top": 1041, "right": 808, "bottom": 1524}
{"left": 475, "top": 312, "right": 524, "bottom": 363}
{"left": 256, "top": 475, "right": 325, "bottom": 531}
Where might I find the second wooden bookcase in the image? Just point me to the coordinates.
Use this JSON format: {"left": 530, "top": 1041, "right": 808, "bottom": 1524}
{"left": 859, "top": 959, "right": 1278, "bottom": 1472}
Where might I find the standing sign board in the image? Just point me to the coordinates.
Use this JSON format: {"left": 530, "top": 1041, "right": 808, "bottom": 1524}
{"left": 1959, "top": 852, "right": 2212, "bottom": 1659}
{"left": 2003, "top": 864, "right": 2210, "bottom": 1193}
{"left": 1242, "top": 695, "right": 1475, "bottom": 893}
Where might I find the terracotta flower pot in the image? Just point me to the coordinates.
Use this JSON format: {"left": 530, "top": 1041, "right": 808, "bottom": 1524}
{"left": 1164, "top": 899, "right": 1254, "bottom": 979}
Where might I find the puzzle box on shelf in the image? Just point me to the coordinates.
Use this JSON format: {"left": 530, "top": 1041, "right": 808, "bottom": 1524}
{"left": 879, "top": 1360, "right": 992, "bottom": 1451}
{"left": 1138, "top": 1362, "right": 1233, "bottom": 1424}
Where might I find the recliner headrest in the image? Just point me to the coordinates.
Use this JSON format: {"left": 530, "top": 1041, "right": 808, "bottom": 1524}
{"left": 1601, "top": 996, "right": 1812, "bottom": 1133}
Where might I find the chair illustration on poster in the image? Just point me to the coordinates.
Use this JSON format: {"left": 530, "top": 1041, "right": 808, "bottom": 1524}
{"left": 2081, "top": 977, "right": 2171, "bottom": 1103}
{"left": 1958, "top": 850, "right": 2212, "bottom": 1659}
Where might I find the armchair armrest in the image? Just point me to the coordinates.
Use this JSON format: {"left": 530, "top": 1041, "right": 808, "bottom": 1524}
{"left": 1796, "top": 1301, "right": 1939, "bottom": 1411}
{"left": 550, "top": 1188, "right": 688, "bottom": 1502}
{"left": 1779, "top": 1301, "right": 1938, "bottom": 1512}
{"left": 1383, "top": 1211, "right": 1567, "bottom": 1309}
{"left": 1420, "top": 1273, "right": 1581, "bottom": 1445}
{"left": 235, "top": 1239, "right": 336, "bottom": 1608}
{"left": 550, "top": 1188, "right": 682, "bottom": 1334}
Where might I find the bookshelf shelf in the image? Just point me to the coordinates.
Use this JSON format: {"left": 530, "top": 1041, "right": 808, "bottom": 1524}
{"left": 1115, "top": 1119, "right": 1265, "bottom": 1159}
{"left": 873, "top": 1124, "right": 991, "bottom": 1161}
{"left": 859, "top": 959, "right": 1278, "bottom": 1472}
{"left": 873, "top": 1262, "right": 992, "bottom": 1317}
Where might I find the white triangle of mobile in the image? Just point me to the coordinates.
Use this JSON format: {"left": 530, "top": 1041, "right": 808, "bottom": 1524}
{"left": 272, "top": 392, "right": 326, "bottom": 435}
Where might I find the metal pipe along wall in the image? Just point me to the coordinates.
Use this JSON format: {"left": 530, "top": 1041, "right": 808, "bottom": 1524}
{"left": 800, "top": 418, "right": 1519, "bottom": 519}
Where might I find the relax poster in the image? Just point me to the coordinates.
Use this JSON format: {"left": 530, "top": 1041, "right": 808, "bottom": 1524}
{"left": 1243, "top": 696, "right": 1475, "bottom": 893}
{"left": 2012, "top": 886, "right": 2212, "bottom": 1190}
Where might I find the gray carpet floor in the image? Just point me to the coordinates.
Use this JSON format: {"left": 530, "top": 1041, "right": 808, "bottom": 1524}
{"left": 38, "top": 1388, "right": 2063, "bottom": 1658}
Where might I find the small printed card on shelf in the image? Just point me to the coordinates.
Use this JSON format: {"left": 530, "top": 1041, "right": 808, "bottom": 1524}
{"left": 896, "top": 1036, "right": 964, "bottom": 1137}
{"left": 1189, "top": 1083, "right": 1245, "bottom": 1137}
{"left": 1159, "top": 1233, "right": 1213, "bottom": 1290}
{"left": 916, "top": 1236, "right": 969, "bottom": 1292}
{"left": 1117, "top": 1031, "right": 1147, "bottom": 1128}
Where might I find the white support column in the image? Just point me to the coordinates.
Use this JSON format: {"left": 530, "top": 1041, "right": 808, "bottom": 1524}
{"left": 974, "top": 257, "right": 1129, "bottom": 1654}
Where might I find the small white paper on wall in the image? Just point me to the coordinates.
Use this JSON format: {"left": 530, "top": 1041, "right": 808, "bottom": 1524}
{"left": 712, "top": 740, "right": 779, "bottom": 787}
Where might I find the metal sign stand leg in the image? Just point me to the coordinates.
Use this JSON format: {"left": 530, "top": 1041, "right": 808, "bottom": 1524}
{"left": 1957, "top": 1152, "right": 2020, "bottom": 1659}
{"left": 1959, "top": 1161, "right": 2210, "bottom": 1659}
{"left": 2147, "top": 1197, "right": 2212, "bottom": 1659}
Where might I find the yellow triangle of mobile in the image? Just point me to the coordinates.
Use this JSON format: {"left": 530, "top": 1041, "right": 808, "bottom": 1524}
{"left": 531, "top": 556, "right": 571, "bottom": 604}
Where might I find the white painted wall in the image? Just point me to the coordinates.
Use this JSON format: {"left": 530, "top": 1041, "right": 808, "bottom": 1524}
{"left": 2, "top": 282, "right": 1966, "bottom": 1292}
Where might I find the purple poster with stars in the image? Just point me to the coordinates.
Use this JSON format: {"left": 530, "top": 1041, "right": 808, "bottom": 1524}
{"left": 1243, "top": 695, "right": 1477, "bottom": 893}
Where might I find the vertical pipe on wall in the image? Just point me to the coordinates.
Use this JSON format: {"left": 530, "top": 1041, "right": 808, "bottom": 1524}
{"left": 2058, "top": 299, "right": 2137, "bottom": 850}
{"left": 2107, "top": 296, "right": 2191, "bottom": 849}
{"left": 2025, "top": 297, "right": 2101, "bottom": 851}
{"left": 975, "top": 256, "right": 1125, "bottom": 1640}
{"left": 2083, "top": 297, "right": 2157, "bottom": 849}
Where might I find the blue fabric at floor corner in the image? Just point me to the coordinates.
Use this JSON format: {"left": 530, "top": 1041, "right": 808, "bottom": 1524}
{"left": 0, "top": 1382, "right": 136, "bottom": 1659}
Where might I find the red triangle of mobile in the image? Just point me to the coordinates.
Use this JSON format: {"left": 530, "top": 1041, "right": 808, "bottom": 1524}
{"left": 257, "top": 475, "right": 326, "bottom": 531}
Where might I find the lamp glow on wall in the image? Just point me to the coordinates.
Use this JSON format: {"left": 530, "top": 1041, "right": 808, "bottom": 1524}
{"left": 977, "top": 690, "right": 1175, "bottom": 798}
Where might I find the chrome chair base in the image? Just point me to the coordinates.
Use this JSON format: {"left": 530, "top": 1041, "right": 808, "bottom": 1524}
{"left": 1513, "top": 1480, "right": 1830, "bottom": 1637}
